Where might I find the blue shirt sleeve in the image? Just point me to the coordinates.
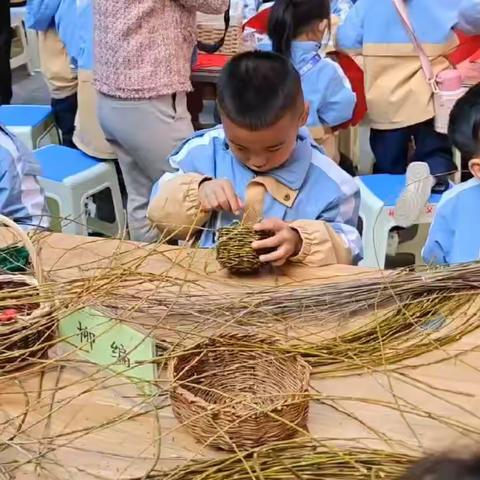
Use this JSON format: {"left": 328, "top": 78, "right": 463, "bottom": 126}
{"left": 335, "top": 0, "right": 366, "bottom": 51}
{"left": 26, "top": 0, "right": 60, "bottom": 31}
{"left": 422, "top": 204, "right": 452, "bottom": 266}
{"left": 316, "top": 59, "right": 356, "bottom": 127}
{"left": 320, "top": 182, "right": 363, "bottom": 264}
{"left": 0, "top": 153, "right": 34, "bottom": 226}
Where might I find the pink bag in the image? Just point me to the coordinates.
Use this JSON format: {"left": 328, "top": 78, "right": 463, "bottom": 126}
{"left": 392, "top": 0, "right": 466, "bottom": 134}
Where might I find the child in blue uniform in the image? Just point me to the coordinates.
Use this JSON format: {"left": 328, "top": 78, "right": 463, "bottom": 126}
{"left": 148, "top": 51, "right": 361, "bottom": 267}
{"left": 337, "top": 0, "right": 480, "bottom": 226}
{"left": 0, "top": 125, "right": 49, "bottom": 229}
{"left": 423, "top": 83, "right": 480, "bottom": 265}
{"left": 266, "top": 0, "right": 355, "bottom": 130}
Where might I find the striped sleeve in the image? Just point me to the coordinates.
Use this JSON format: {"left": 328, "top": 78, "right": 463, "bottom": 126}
{"left": 0, "top": 154, "right": 49, "bottom": 230}
{"left": 322, "top": 186, "right": 363, "bottom": 264}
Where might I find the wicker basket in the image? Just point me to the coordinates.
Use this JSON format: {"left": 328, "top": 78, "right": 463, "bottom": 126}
{"left": 216, "top": 221, "right": 271, "bottom": 274}
{"left": 169, "top": 333, "right": 311, "bottom": 451}
{"left": 0, "top": 215, "right": 56, "bottom": 373}
{"left": 197, "top": 12, "right": 243, "bottom": 56}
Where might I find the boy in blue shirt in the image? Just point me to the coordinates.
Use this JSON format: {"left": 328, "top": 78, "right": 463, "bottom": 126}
{"left": 148, "top": 51, "right": 361, "bottom": 267}
{"left": 0, "top": 125, "right": 49, "bottom": 230}
{"left": 423, "top": 84, "right": 480, "bottom": 265}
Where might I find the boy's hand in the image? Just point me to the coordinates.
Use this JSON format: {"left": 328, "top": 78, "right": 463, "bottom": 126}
{"left": 252, "top": 219, "right": 303, "bottom": 266}
{"left": 198, "top": 179, "right": 243, "bottom": 215}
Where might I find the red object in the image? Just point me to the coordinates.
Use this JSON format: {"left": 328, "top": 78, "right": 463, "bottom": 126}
{"left": 192, "top": 53, "right": 231, "bottom": 71}
{"left": 332, "top": 52, "right": 368, "bottom": 128}
{"left": 471, "top": 49, "right": 480, "bottom": 62}
{"left": 0, "top": 309, "right": 18, "bottom": 323}
{"left": 243, "top": 7, "right": 271, "bottom": 33}
{"left": 449, "top": 30, "right": 480, "bottom": 66}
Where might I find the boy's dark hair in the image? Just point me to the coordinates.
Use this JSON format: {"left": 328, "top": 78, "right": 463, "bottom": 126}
{"left": 401, "top": 454, "right": 480, "bottom": 480}
{"left": 268, "top": 0, "right": 331, "bottom": 58}
{"left": 449, "top": 83, "right": 480, "bottom": 160}
{"left": 217, "top": 51, "right": 304, "bottom": 131}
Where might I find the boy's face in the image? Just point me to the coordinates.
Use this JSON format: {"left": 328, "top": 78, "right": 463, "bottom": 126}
{"left": 221, "top": 104, "right": 309, "bottom": 173}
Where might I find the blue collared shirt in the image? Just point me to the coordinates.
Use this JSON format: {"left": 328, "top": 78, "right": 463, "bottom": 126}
{"left": 151, "top": 126, "right": 362, "bottom": 262}
{"left": 26, "top": 0, "right": 78, "bottom": 63}
{"left": 259, "top": 41, "right": 356, "bottom": 128}
{"left": 0, "top": 126, "right": 49, "bottom": 230}
{"left": 423, "top": 178, "right": 480, "bottom": 265}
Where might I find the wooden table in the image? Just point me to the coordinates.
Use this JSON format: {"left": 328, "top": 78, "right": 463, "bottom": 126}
{"left": 1, "top": 234, "right": 480, "bottom": 479}
{"left": 188, "top": 68, "right": 222, "bottom": 130}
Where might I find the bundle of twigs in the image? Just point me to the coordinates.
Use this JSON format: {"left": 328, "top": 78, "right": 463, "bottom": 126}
{"left": 93, "top": 267, "right": 480, "bottom": 376}
{"left": 113, "top": 262, "right": 480, "bottom": 325}
{"left": 284, "top": 292, "right": 480, "bottom": 375}
{"left": 147, "top": 438, "right": 417, "bottom": 479}
{"left": 153, "top": 291, "right": 478, "bottom": 376}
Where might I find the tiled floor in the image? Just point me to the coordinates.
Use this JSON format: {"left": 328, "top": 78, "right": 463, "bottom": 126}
{"left": 12, "top": 65, "right": 50, "bottom": 105}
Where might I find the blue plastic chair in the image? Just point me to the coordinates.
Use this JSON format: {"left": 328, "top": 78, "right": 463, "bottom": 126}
{"left": 356, "top": 174, "right": 444, "bottom": 268}
{"left": 0, "top": 105, "right": 59, "bottom": 149}
{"left": 34, "top": 145, "right": 125, "bottom": 236}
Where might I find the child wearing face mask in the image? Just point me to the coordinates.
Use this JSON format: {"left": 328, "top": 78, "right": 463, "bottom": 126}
{"left": 265, "top": 0, "right": 356, "bottom": 141}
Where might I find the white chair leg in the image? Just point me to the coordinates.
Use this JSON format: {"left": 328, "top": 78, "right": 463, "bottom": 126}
{"left": 396, "top": 223, "right": 430, "bottom": 265}
{"left": 58, "top": 191, "right": 89, "bottom": 236}
{"left": 17, "top": 21, "right": 33, "bottom": 75}
{"left": 358, "top": 123, "right": 375, "bottom": 175}
{"left": 359, "top": 213, "right": 389, "bottom": 269}
{"left": 36, "top": 124, "right": 61, "bottom": 149}
{"left": 109, "top": 176, "right": 127, "bottom": 237}
{"left": 25, "top": 29, "right": 40, "bottom": 71}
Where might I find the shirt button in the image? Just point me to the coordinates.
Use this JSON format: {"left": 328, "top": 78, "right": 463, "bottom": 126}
{"left": 284, "top": 193, "right": 291, "bottom": 201}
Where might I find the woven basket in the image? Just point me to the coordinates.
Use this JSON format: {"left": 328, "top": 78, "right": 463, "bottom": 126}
{"left": 169, "top": 333, "right": 311, "bottom": 451}
{"left": 216, "top": 221, "right": 271, "bottom": 274}
{"left": 197, "top": 13, "right": 243, "bottom": 56}
{"left": 0, "top": 215, "right": 56, "bottom": 373}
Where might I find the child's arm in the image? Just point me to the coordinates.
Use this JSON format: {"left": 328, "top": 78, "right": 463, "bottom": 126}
{"left": 26, "top": 0, "right": 60, "bottom": 31}
{"left": 253, "top": 188, "right": 362, "bottom": 267}
{"left": 0, "top": 154, "right": 44, "bottom": 229}
{"left": 290, "top": 188, "right": 362, "bottom": 266}
{"left": 317, "top": 59, "right": 356, "bottom": 127}
{"left": 175, "top": 0, "right": 229, "bottom": 14}
{"left": 422, "top": 206, "right": 452, "bottom": 266}
{"left": 335, "top": 0, "right": 366, "bottom": 53}
{"left": 147, "top": 130, "right": 242, "bottom": 241}
{"left": 148, "top": 173, "right": 243, "bottom": 241}
{"left": 456, "top": 0, "right": 480, "bottom": 35}
{"left": 147, "top": 172, "right": 212, "bottom": 241}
